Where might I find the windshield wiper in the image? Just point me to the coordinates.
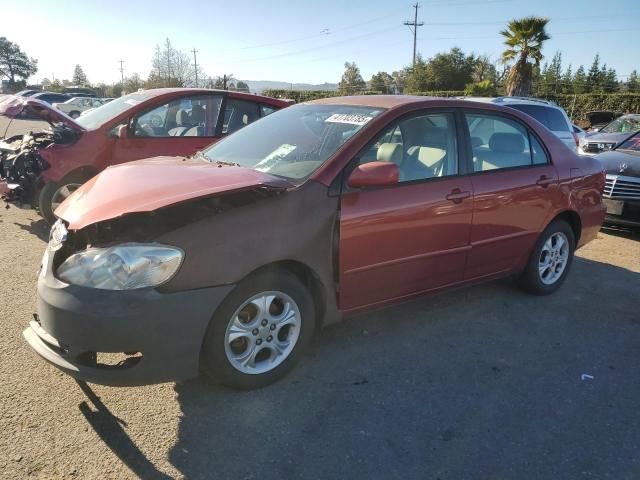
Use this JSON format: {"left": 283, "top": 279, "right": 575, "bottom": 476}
{"left": 213, "top": 159, "right": 241, "bottom": 167}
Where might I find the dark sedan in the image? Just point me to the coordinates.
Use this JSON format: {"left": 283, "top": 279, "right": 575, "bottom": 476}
{"left": 598, "top": 131, "right": 640, "bottom": 227}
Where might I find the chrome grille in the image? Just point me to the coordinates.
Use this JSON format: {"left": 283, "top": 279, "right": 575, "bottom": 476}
{"left": 604, "top": 174, "right": 640, "bottom": 200}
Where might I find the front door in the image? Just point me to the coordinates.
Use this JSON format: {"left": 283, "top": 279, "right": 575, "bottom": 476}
{"left": 110, "top": 94, "right": 223, "bottom": 166}
{"left": 339, "top": 111, "right": 474, "bottom": 312}
{"left": 462, "top": 111, "right": 559, "bottom": 279}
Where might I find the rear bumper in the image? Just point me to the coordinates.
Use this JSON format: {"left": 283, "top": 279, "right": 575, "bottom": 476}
{"left": 24, "top": 254, "right": 234, "bottom": 386}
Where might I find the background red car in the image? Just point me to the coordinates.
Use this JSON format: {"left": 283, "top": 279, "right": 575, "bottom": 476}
{"left": 0, "top": 89, "right": 290, "bottom": 222}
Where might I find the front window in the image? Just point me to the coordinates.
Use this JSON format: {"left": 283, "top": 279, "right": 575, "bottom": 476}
{"left": 132, "top": 95, "right": 222, "bottom": 137}
{"left": 601, "top": 115, "right": 640, "bottom": 134}
{"left": 617, "top": 132, "right": 640, "bottom": 152}
{"left": 75, "top": 92, "right": 154, "bottom": 130}
{"left": 201, "top": 104, "right": 384, "bottom": 181}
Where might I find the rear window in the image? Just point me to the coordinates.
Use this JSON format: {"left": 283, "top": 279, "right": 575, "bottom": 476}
{"left": 507, "top": 104, "right": 570, "bottom": 132}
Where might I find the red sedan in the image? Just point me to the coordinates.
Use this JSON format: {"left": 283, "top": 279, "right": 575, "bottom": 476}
{"left": 24, "top": 95, "right": 605, "bottom": 389}
{"left": 0, "top": 89, "right": 290, "bottom": 222}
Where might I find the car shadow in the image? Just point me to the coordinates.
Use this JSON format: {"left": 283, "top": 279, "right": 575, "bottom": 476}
{"left": 13, "top": 217, "right": 49, "bottom": 242}
{"left": 163, "top": 258, "right": 640, "bottom": 479}
{"left": 76, "top": 381, "right": 173, "bottom": 480}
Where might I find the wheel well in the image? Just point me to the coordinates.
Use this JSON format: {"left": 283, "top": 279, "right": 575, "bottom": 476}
{"left": 552, "top": 210, "right": 582, "bottom": 244}
{"left": 62, "top": 166, "right": 99, "bottom": 183}
{"left": 246, "top": 260, "right": 327, "bottom": 330}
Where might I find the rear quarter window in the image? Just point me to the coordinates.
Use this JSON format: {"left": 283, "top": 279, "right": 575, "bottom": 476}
{"left": 507, "top": 104, "right": 570, "bottom": 132}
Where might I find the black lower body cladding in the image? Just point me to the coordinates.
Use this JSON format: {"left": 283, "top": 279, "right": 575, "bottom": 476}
{"left": 24, "top": 249, "right": 234, "bottom": 386}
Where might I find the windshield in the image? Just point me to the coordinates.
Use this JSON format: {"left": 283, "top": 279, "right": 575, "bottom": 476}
{"left": 601, "top": 115, "right": 640, "bottom": 134}
{"left": 617, "top": 132, "right": 640, "bottom": 152}
{"left": 75, "top": 92, "right": 153, "bottom": 130}
{"left": 202, "top": 104, "right": 384, "bottom": 181}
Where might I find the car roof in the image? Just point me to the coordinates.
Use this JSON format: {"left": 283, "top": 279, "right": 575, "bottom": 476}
{"left": 133, "top": 88, "right": 291, "bottom": 107}
{"left": 462, "top": 96, "right": 562, "bottom": 109}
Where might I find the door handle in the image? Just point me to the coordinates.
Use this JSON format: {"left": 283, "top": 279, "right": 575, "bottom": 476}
{"left": 446, "top": 189, "right": 471, "bottom": 203}
{"left": 536, "top": 175, "right": 555, "bottom": 187}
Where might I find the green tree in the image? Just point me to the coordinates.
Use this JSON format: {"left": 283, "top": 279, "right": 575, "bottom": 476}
{"left": 537, "top": 51, "right": 562, "bottom": 96}
{"left": 368, "top": 71, "right": 394, "bottom": 93}
{"left": 123, "top": 73, "right": 143, "bottom": 93}
{"left": 0, "top": 37, "right": 38, "bottom": 90}
{"left": 573, "top": 65, "right": 587, "bottom": 94}
{"left": 235, "top": 80, "right": 250, "bottom": 92}
{"left": 464, "top": 79, "right": 497, "bottom": 96}
{"left": 404, "top": 55, "right": 429, "bottom": 92}
{"left": 391, "top": 69, "right": 408, "bottom": 94}
{"left": 472, "top": 55, "right": 497, "bottom": 84}
{"left": 338, "top": 61, "right": 366, "bottom": 94}
{"left": 603, "top": 67, "right": 619, "bottom": 93}
{"left": 500, "top": 16, "right": 550, "bottom": 96}
{"left": 586, "top": 54, "right": 601, "bottom": 93}
{"left": 72, "top": 64, "right": 88, "bottom": 85}
{"left": 426, "top": 47, "right": 476, "bottom": 90}
{"left": 561, "top": 64, "right": 573, "bottom": 94}
{"left": 628, "top": 70, "right": 639, "bottom": 93}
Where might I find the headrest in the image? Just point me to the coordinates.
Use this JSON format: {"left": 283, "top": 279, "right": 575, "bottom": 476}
{"left": 176, "top": 109, "right": 189, "bottom": 125}
{"left": 414, "top": 146, "right": 446, "bottom": 167}
{"left": 191, "top": 104, "right": 205, "bottom": 123}
{"left": 377, "top": 143, "right": 403, "bottom": 165}
{"left": 489, "top": 132, "right": 524, "bottom": 154}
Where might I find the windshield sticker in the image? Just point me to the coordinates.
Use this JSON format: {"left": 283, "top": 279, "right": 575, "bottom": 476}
{"left": 254, "top": 144, "right": 297, "bottom": 172}
{"left": 124, "top": 99, "right": 142, "bottom": 106}
{"left": 325, "top": 113, "right": 373, "bottom": 126}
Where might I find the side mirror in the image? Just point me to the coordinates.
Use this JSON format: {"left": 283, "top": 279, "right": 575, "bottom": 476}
{"left": 110, "top": 124, "right": 130, "bottom": 139}
{"left": 348, "top": 162, "right": 399, "bottom": 188}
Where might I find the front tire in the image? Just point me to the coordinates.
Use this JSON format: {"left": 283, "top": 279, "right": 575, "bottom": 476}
{"left": 69, "top": 111, "right": 81, "bottom": 119}
{"left": 518, "top": 219, "right": 576, "bottom": 295}
{"left": 201, "top": 270, "right": 315, "bottom": 389}
{"left": 38, "top": 174, "right": 87, "bottom": 224}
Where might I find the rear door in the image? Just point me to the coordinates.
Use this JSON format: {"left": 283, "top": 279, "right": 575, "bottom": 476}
{"left": 110, "top": 94, "right": 223, "bottom": 165}
{"left": 339, "top": 110, "right": 474, "bottom": 311}
{"left": 462, "top": 110, "right": 559, "bottom": 279}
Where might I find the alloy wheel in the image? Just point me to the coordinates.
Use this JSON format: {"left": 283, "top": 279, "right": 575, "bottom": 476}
{"left": 538, "top": 232, "right": 569, "bottom": 285}
{"left": 224, "top": 291, "right": 301, "bottom": 374}
{"left": 50, "top": 183, "right": 82, "bottom": 211}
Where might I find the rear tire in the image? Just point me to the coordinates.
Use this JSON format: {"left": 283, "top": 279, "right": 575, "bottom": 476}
{"left": 518, "top": 219, "right": 576, "bottom": 295}
{"left": 201, "top": 270, "right": 315, "bottom": 389}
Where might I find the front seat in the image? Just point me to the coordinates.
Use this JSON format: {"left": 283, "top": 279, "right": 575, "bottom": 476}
{"left": 168, "top": 109, "right": 190, "bottom": 136}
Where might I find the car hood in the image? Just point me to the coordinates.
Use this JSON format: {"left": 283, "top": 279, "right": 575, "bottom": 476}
{"left": 583, "top": 131, "right": 630, "bottom": 145}
{"left": 596, "top": 150, "right": 640, "bottom": 177}
{"left": 0, "top": 95, "right": 84, "bottom": 133}
{"left": 55, "top": 156, "right": 293, "bottom": 230}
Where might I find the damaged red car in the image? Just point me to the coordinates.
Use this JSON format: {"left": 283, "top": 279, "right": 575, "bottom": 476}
{"left": 24, "top": 96, "right": 605, "bottom": 389}
{"left": 0, "top": 89, "right": 290, "bottom": 223}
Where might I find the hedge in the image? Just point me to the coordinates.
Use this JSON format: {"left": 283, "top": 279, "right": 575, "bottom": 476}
{"left": 261, "top": 89, "right": 465, "bottom": 103}
{"left": 261, "top": 89, "right": 640, "bottom": 123}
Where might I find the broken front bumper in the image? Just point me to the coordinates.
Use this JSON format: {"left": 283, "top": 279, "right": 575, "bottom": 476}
{"left": 24, "top": 248, "right": 234, "bottom": 386}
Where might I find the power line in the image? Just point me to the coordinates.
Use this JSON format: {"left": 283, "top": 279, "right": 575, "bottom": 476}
{"left": 403, "top": 3, "right": 424, "bottom": 67}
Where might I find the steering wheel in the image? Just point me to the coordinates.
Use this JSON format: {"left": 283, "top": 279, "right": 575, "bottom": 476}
{"left": 148, "top": 114, "right": 163, "bottom": 128}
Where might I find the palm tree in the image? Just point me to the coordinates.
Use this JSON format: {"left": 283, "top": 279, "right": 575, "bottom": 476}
{"left": 501, "top": 16, "right": 550, "bottom": 96}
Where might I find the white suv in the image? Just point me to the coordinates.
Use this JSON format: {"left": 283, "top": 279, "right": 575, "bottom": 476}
{"left": 463, "top": 96, "right": 578, "bottom": 151}
{"left": 52, "top": 97, "right": 106, "bottom": 118}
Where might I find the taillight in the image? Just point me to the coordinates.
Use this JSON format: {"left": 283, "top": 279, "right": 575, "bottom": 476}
{"left": 572, "top": 132, "right": 579, "bottom": 147}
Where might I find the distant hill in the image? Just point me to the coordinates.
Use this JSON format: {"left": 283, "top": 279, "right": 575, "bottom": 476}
{"left": 243, "top": 80, "right": 338, "bottom": 93}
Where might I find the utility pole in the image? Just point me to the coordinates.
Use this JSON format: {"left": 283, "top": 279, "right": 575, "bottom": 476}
{"left": 118, "top": 59, "right": 125, "bottom": 94}
{"left": 192, "top": 48, "right": 199, "bottom": 88}
{"left": 403, "top": 3, "right": 424, "bottom": 67}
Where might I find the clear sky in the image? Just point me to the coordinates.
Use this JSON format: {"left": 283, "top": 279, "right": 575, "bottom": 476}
{"left": 2, "top": 0, "right": 638, "bottom": 86}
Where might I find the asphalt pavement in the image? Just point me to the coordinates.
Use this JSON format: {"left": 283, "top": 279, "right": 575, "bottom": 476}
{"left": 1, "top": 206, "right": 639, "bottom": 479}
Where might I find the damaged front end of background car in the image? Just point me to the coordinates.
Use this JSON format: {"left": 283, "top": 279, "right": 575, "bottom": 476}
{"left": 0, "top": 96, "right": 81, "bottom": 209}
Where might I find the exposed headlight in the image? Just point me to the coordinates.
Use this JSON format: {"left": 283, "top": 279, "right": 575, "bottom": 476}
{"left": 56, "top": 243, "right": 183, "bottom": 290}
